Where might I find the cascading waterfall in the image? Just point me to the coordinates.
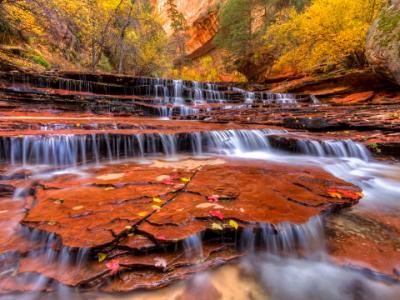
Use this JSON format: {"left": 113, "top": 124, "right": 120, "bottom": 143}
{"left": 240, "top": 217, "right": 325, "bottom": 258}
{"left": 0, "top": 129, "right": 282, "bottom": 167}
{"left": 0, "top": 129, "right": 373, "bottom": 167}
{"left": 297, "top": 139, "right": 370, "bottom": 161}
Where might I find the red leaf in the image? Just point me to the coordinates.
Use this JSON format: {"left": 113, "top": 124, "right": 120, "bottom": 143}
{"left": 207, "top": 195, "right": 220, "bottom": 203}
{"left": 209, "top": 210, "right": 224, "bottom": 220}
{"left": 157, "top": 235, "right": 167, "bottom": 241}
{"left": 106, "top": 260, "right": 120, "bottom": 275}
{"left": 162, "top": 178, "right": 174, "bottom": 185}
{"left": 327, "top": 187, "right": 363, "bottom": 201}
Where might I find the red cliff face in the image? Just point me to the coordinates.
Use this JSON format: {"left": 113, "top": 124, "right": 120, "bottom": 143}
{"left": 152, "top": 0, "right": 222, "bottom": 58}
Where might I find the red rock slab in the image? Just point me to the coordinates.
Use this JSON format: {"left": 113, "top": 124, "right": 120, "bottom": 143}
{"left": 117, "top": 234, "right": 156, "bottom": 251}
{"left": 139, "top": 220, "right": 208, "bottom": 242}
{"left": 185, "top": 161, "right": 361, "bottom": 224}
{"left": 134, "top": 161, "right": 362, "bottom": 241}
{"left": 18, "top": 254, "right": 110, "bottom": 287}
{"left": 330, "top": 91, "right": 375, "bottom": 105}
{"left": 0, "top": 197, "right": 42, "bottom": 257}
{"left": 16, "top": 242, "right": 227, "bottom": 289}
{"left": 23, "top": 185, "right": 173, "bottom": 248}
{"left": 326, "top": 208, "right": 400, "bottom": 280}
{"left": 0, "top": 273, "right": 53, "bottom": 295}
{"left": 100, "top": 247, "right": 241, "bottom": 293}
{"left": 39, "top": 164, "right": 194, "bottom": 190}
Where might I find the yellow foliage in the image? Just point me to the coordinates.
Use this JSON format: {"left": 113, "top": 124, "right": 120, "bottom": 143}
{"left": 264, "top": 0, "right": 386, "bottom": 73}
{"left": 171, "top": 56, "right": 222, "bottom": 82}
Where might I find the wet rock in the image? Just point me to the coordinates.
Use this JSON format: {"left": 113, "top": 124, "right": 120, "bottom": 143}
{"left": 326, "top": 208, "right": 400, "bottom": 281}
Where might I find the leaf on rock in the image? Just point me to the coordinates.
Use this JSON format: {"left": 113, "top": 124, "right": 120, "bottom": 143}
{"left": 106, "top": 260, "right": 120, "bottom": 275}
{"left": 138, "top": 211, "right": 148, "bottom": 217}
{"left": 97, "top": 252, "right": 107, "bottom": 262}
{"left": 228, "top": 219, "right": 239, "bottom": 230}
{"left": 211, "top": 223, "right": 224, "bottom": 231}
{"left": 207, "top": 195, "right": 220, "bottom": 203}
{"left": 52, "top": 198, "right": 64, "bottom": 205}
{"left": 209, "top": 210, "right": 224, "bottom": 220}
{"left": 327, "top": 187, "right": 363, "bottom": 201}
{"left": 180, "top": 177, "right": 190, "bottom": 183}
{"left": 154, "top": 257, "right": 168, "bottom": 270}
{"left": 196, "top": 203, "right": 224, "bottom": 209}
{"left": 152, "top": 205, "right": 161, "bottom": 211}
{"left": 156, "top": 175, "right": 171, "bottom": 182}
{"left": 153, "top": 197, "right": 162, "bottom": 203}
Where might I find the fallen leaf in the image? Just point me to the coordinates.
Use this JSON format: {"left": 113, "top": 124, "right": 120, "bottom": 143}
{"left": 96, "top": 173, "right": 124, "bottom": 181}
{"left": 180, "top": 177, "right": 190, "bottom": 183}
{"left": 207, "top": 195, "right": 220, "bottom": 203}
{"left": 327, "top": 187, "right": 363, "bottom": 201}
{"left": 138, "top": 211, "right": 147, "bottom": 217}
{"left": 156, "top": 175, "right": 171, "bottom": 182}
{"left": 162, "top": 178, "right": 174, "bottom": 185}
{"left": 97, "top": 253, "right": 107, "bottom": 262}
{"left": 106, "top": 260, "right": 120, "bottom": 275}
{"left": 211, "top": 223, "right": 224, "bottom": 230}
{"left": 173, "top": 183, "right": 185, "bottom": 189}
{"left": 196, "top": 203, "right": 224, "bottom": 209}
{"left": 104, "top": 187, "right": 115, "bottom": 191}
{"left": 209, "top": 210, "right": 224, "bottom": 220}
{"left": 153, "top": 197, "right": 162, "bottom": 203}
{"left": 152, "top": 205, "right": 161, "bottom": 210}
{"left": 72, "top": 205, "right": 84, "bottom": 211}
{"left": 52, "top": 198, "right": 64, "bottom": 205}
{"left": 228, "top": 219, "right": 239, "bottom": 230}
{"left": 154, "top": 258, "right": 167, "bottom": 269}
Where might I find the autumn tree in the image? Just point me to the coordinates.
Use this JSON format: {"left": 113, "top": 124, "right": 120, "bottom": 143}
{"left": 165, "top": 0, "right": 188, "bottom": 66}
{"left": 264, "top": 0, "right": 386, "bottom": 73}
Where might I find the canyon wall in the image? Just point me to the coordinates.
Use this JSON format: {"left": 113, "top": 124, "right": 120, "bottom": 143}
{"left": 152, "top": 0, "right": 222, "bottom": 58}
{"left": 366, "top": 0, "right": 400, "bottom": 86}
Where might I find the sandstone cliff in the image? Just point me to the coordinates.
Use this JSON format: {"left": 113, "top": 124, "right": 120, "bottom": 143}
{"left": 366, "top": 0, "right": 400, "bottom": 86}
{"left": 152, "top": 0, "right": 222, "bottom": 58}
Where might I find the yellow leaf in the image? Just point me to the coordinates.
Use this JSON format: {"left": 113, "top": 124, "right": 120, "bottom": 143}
{"left": 138, "top": 212, "right": 147, "bottom": 217}
{"left": 152, "top": 205, "right": 161, "bottom": 210}
{"left": 98, "top": 253, "right": 107, "bottom": 262}
{"left": 328, "top": 192, "right": 342, "bottom": 199}
{"left": 228, "top": 220, "right": 239, "bottom": 230}
{"left": 211, "top": 223, "right": 223, "bottom": 231}
{"left": 153, "top": 197, "right": 162, "bottom": 203}
{"left": 180, "top": 177, "right": 190, "bottom": 183}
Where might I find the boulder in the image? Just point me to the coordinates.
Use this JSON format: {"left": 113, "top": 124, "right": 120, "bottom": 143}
{"left": 366, "top": 0, "right": 400, "bottom": 86}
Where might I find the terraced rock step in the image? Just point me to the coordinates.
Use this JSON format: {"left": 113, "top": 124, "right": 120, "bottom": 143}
{"left": 0, "top": 71, "right": 317, "bottom": 118}
{"left": 0, "top": 158, "right": 362, "bottom": 293}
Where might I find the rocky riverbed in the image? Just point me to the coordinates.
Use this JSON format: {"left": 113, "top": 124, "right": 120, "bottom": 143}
{"left": 0, "top": 70, "right": 399, "bottom": 299}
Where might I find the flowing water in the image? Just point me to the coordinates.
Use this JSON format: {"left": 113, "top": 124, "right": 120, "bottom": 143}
{"left": 0, "top": 77, "right": 399, "bottom": 299}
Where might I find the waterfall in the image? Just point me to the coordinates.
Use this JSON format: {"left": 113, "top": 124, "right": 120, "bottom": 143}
{"left": 0, "top": 130, "right": 372, "bottom": 167}
{"left": 0, "top": 129, "right": 285, "bottom": 167}
{"left": 297, "top": 140, "right": 371, "bottom": 161}
{"left": 240, "top": 217, "right": 325, "bottom": 258}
